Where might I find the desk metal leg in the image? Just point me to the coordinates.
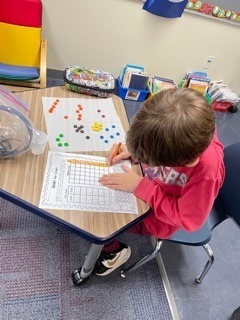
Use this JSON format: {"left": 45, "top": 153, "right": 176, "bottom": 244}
{"left": 71, "top": 243, "right": 104, "bottom": 286}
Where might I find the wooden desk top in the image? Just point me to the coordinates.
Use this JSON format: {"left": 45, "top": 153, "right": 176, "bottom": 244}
{"left": 1, "top": 86, "right": 149, "bottom": 240}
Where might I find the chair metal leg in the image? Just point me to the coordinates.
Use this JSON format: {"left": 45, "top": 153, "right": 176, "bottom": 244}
{"left": 71, "top": 243, "right": 104, "bottom": 286}
{"left": 196, "top": 244, "right": 214, "bottom": 283}
{"left": 121, "top": 239, "right": 163, "bottom": 277}
{"left": 121, "top": 238, "right": 214, "bottom": 283}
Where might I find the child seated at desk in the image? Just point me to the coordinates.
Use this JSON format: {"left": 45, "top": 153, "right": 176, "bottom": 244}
{"left": 93, "top": 88, "right": 225, "bottom": 276}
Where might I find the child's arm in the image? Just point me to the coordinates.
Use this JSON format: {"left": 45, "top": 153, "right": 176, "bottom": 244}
{"left": 134, "top": 176, "right": 223, "bottom": 234}
{"left": 99, "top": 164, "right": 143, "bottom": 193}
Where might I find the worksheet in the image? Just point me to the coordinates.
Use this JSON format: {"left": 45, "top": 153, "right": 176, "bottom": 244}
{"left": 42, "top": 97, "right": 125, "bottom": 152}
{"left": 39, "top": 151, "right": 138, "bottom": 214}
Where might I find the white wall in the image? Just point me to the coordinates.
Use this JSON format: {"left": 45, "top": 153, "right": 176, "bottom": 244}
{"left": 41, "top": 0, "right": 240, "bottom": 93}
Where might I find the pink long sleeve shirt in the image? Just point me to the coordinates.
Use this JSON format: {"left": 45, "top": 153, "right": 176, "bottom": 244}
{"left": 134, "top": 132, "right": 225, "bottom": 239}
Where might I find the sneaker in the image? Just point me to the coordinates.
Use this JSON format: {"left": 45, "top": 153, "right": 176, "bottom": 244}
{"left": 93, "top": 242, "right": 131, "bottom": 276}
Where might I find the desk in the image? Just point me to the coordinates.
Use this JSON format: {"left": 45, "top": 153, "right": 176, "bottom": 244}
{"left": 0, "top": 86, "right": 150, "bottom": 285}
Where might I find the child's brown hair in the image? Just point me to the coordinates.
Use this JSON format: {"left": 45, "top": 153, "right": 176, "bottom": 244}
{"left": 126, "top": 88, "right": 215, "bottom": 166}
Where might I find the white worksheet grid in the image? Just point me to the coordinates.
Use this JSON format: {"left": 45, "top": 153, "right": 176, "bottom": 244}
{"left": 40, "top": 151, "right": 138, "bottom": 214}
{"left": 67, "top": 162, "right": 111, "bottom": 205}
{"left": 68, "top": 186, "right": 111, "bottom": 205}
{"left": 68, "top": 163, "right": 109, "bottom": 185}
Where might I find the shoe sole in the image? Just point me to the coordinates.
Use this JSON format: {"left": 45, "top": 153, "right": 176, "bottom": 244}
{"left": 95, "top": 247, "right": 131, "bottom": 276}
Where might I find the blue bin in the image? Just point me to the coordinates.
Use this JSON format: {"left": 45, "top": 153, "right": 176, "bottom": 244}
{"left": 116, "top": 78, "right": 150, "bottom": 102}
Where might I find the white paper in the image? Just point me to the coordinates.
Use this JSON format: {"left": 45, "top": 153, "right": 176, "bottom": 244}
{"left": 42, "top": 97, "right": 126, "bottom": 152}
{"left": 40, "top": 151, "right": 138, "bottom": 214}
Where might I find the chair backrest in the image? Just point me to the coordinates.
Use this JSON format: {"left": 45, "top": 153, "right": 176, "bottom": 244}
{"left": 218, "top": 142, "right": 240, "bottom": 226}
{"left": 168, "top": 142, "right": 240, "bottom": 246}
{"left": 0, "top": 0, "right": 46, "bottom": 88}
{"left": 168, "top": 198, "right": 227, "bottom": 246}
{"left": 0, "top": 0, "right": 42, "bottom": 68}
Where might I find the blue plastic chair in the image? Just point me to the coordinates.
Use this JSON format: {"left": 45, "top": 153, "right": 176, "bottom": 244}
{"left": 121, "top": 142, "right": 240, "bottom": 283}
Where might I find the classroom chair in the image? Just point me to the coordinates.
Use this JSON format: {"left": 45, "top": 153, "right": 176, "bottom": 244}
{"left": 0, "top": 0, "right": 47, "bottom": 89}
{"left": 121, "top": 142, "right": 240, "bottom": 283}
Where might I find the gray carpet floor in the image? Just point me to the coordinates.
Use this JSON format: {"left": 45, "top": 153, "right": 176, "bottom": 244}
{"left": 0, "top": 197, "right": 173, "bottom": 320}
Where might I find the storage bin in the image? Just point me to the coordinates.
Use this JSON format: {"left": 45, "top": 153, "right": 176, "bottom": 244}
{"left": 117, "top": 78, "right": 149, "bottom": 102}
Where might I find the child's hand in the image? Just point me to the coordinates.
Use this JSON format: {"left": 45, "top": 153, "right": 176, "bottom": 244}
{"left": 108, "top": 143, "right": 131, "bottom": 165}
{"left": 99, "top": 164, "right": 143, "bottom": 192}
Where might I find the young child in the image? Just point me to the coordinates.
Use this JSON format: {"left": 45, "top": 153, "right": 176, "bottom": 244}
{"left": 93, "top": 87, "right": 225, "bottom": 276}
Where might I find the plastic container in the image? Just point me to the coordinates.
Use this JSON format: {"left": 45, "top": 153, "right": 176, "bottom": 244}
{"left": 0, "top": 85, "right": 48, "bottom": 159}
{"left": 0, "top": 85, "right": 30, "bottom": 117}
{"left": 212, "top": 101, "right": 232, "bottom": 112}
{"left": 117, "top": 78, "right": 150, "bottom": 102}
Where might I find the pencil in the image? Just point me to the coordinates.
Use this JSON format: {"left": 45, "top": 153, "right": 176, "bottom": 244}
{"left": 109, "top": 142, "right": 122, "bottom": 165}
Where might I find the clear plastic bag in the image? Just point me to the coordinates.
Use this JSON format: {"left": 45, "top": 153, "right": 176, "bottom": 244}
{"left": 0, "top": 85, "right": 47, "bottom": 158}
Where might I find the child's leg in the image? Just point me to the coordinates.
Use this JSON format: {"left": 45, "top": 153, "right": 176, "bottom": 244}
{"left": 101, "top": 239, "right": 121, "bottom": 253}
{"left": 127, "top": 221, "right": 151, "bottom": 236}
{"left": 101, "top": 221, "right": 150, "bottom": 253}
{"left": 93, "top": 221, "right": 150, "bottom": 276}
